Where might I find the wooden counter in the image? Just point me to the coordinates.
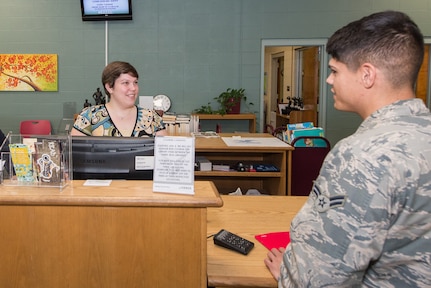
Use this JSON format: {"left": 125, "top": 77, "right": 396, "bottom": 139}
{"left": 0, "top": 180, "right": 222, "bottom": 288}
{"left": 207, "top": 195, "right": 308, "bottom": 287}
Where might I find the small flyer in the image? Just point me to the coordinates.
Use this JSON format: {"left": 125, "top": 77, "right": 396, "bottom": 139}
{"left": 9, "top": 143, "right": 34, "bottom": 182}
{"left": 152, "top": 136, "right": 195, "bottom": 195}
{"left": 34, "top": 139, "right": 62, "bottom": 184}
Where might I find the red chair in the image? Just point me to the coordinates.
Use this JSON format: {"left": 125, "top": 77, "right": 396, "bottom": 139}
{"left": 290, "top": 136, "right": 331, "bottom": 196}
{"left": 20, "top": 120, "right": 52, "bottom": 136}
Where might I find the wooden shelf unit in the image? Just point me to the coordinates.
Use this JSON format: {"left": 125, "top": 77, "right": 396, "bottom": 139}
{"left": 193, "top": 113, "right": 256, "bottom": 133}
{"left": 275, "top": 110, "right": 317, "bottom": 127}
{"left": 195, "top": 133, "right": 293, "bottom": 196}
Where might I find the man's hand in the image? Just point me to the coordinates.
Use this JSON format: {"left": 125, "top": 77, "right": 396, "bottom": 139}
{"left": 264, "top": 247, "right": 286, "bottom": 280}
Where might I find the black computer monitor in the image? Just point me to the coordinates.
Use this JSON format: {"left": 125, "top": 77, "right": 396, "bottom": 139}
{"left": 71, "top": 136, "right": 154, "bottom": 180}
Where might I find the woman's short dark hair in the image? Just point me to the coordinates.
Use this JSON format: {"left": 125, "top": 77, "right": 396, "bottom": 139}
{"left": 326, "top": 11, "right": 424, "bottom": 89}
{"left": 101, "top": 61, "right": 139, "bottom": 97}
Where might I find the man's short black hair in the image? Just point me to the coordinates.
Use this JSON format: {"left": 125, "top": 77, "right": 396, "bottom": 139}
{"left": 326, "top": 11, "right": 424, "bottom": 89}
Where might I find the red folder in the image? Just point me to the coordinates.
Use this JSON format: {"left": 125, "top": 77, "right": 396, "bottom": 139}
{"left": 255, "top": 232, "right": 290, "bottom": 250}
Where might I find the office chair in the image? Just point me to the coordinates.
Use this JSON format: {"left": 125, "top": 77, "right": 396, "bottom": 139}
{"left": 20, "top": 120, "right": 52, "bottom": 136}
{"left": 290, "top": 136, "right": 331, "bottom": 196}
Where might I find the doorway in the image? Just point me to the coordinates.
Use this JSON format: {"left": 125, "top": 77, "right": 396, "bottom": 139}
{"left": 271, "top": 53, "right": 285, "bottom": 112}
{"left": 295, "top": 46, "right": 320, "bottom": 124}
{"left": 261, "top": 39, "right": 328, "bottom": 132}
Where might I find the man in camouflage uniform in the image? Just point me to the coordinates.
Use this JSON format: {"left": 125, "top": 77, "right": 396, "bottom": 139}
{"left": 265, "top": 11, "right": 431, "bottom": 287}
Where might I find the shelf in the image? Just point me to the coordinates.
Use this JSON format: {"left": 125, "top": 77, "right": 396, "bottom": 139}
{"left": 195, "top": 171, "right": 283, "bottom": 177}
{"left": 192, "top": 113, "right": 256, "bottom": 133}
{"left": 275, "top": 110, "right": 317, "bottom": 127}
{"left": 194, "top": 133, "right": 293, "bottom": 196}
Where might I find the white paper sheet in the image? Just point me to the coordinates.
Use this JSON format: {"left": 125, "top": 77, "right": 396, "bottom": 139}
{"left": 222, "top": 137, "right": 291, "bottom": 147}
{"left": 83, "top": 179, "right": 112, "bottom": 186}
{"left": 153, "top": 136, "right": 195, "bottom": 195}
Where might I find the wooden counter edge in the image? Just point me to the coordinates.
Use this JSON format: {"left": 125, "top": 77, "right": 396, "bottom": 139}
{"left": 0, "top": 180, "right": 223, "bottom": 208}
{"left": 208, "top": 275, "right": 277, "bottom": 288}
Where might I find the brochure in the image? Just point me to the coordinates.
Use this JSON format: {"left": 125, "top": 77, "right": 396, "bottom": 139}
{"left": 9, "top": 143, "right": 33, "bottom": 182}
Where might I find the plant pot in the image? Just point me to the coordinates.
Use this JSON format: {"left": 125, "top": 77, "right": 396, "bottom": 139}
{"left": 227, "top": 98, "right": 241, "bottom": 114}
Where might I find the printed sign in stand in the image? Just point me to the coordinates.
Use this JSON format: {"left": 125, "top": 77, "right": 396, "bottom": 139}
{"left": 153, "top": 136, "right": 195, "bottom": 195}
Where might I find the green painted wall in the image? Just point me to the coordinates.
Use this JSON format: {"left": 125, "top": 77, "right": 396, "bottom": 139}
{"left": 1, "top": 0, "right": 430, "bottom": 145}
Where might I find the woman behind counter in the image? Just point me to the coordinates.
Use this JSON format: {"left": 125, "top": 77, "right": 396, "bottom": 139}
{"left": 71, "top": 61, "right": 167, "bottom": 137}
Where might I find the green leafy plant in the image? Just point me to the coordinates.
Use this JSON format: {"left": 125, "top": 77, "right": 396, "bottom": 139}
{"left": 193, "top": 102, "right": 215, "bottom": 114}
{"left": 193, "top": 88, "right": 253, "bottom": 115}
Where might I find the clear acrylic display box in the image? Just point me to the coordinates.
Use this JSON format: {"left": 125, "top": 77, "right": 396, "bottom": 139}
{"left": 0, "top": 133, "right": 71, "bottom": 189}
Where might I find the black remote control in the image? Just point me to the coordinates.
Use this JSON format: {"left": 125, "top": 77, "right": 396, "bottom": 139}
{"left": 213, "top": 229, "right": 254, "bottom": 255}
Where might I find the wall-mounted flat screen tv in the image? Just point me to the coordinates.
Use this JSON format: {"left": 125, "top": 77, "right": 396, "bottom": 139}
{"left": 81, "top": 0, "right": 132, "bottom": 21}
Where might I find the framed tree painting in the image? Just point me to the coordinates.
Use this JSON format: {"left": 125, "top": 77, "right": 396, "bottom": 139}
{"left": 0, "top": 54, "right": 58, "bottom": 91}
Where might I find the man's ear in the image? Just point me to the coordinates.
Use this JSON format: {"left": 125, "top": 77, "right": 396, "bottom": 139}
{"left": 361, "top": 63, "right": 376, "bottom": 89}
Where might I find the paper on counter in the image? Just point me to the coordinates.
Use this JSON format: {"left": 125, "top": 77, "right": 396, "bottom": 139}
{"left": 222, "top": 137, "right": 291, "bottom": 147}
{"left": 83, "top": 179, "right": 112, "bottom": 186}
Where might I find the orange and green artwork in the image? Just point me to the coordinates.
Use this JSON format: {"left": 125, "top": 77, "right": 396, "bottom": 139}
{"left": 0, "top": 54, "right": 58, "bottom": 91}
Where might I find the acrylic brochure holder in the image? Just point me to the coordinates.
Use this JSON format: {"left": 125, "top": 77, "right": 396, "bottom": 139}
{"left": 0, "top": 133, "right": 71, "bottom": 189}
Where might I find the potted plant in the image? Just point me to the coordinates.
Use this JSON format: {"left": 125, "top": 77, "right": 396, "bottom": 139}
{"left": 193, "top": 88, "right": 253, "bottom": 115}
{"left": 214, "top": 88, "right": 252, "bottom": 115}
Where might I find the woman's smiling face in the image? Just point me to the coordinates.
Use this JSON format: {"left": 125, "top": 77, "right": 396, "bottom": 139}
{"left": 106, "top": 73, "right": 139, "bottom": 107}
